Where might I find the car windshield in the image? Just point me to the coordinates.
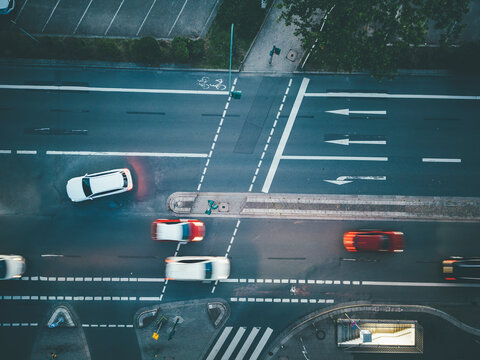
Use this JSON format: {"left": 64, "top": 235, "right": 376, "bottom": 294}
{"left": 380, "top": 235, "right": 390, "bottom": 250}
{"left": 182, "top": 223, "right": 191, "bottom": 239}
{"left": 0, "top": 260, "right": 6, "bottom": 278}
{"left": 82, "top": 177, "right": 92, "bottom": 197}
{"left": 205, "top": 261, "right": 213, "bottom": 280}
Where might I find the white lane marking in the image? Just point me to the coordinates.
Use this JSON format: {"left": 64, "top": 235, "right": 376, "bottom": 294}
{"left": 168, "top": 0, "right": 189, "bottom": 37}
{"left": 325, "top": 175, "right": 387, "bottom": 185}
{"left": 137, "top": 0, "right": 157, "bottom": 36}
{"left": 46, "top": 150, "right": 206, "bottom": 158}
{"left": 82, "top": 324, "right": 133, "bottom": 328}
{"left": 0, "top": 295, "right": 157, "bottom": 301}
{"left": 0, "top": 84, "right": 227, "bottom": 96}
{"left": 14, "top": 0, "right": 29, "bottom": 22}
{"left": 42, "top": 0, "right": 62, "bottom": 33}
{"left": 235, "top": 327, "right": 260, "bottom": 360}
{"left": 139, "top": 297, "right": 161, "bottom": 301}
{"left": 326, "top": 109, "right": 387, "bottom": 116}
{"left": 221, "top": 327, "right": 246, "bottom": 360}
{"left": 363, "top": 281, "right": 480, "bottom": 288}
{"left": 73, "top": 0, "right": 93, "bottom": 34}
{"left": 0, "top": 150, "right": 12, "bottom": 154}
{"left": 307, "top": 92, "right": 480, "bottom": 100}
{"left": 249, "top": 327, "right": 273, "bottom": 360}
{"left": 105, "top": 0, "right": 125, "bottom": 35}
{"left": 206, "top": 326, "right": 233, "bottom": 360}
{"left": 231, "top": 298, "right": 334, "bottom": 304}
{"left": 422, "top": 158, "right": 461, "bottom": 163}
{"left": 16, "top": 150, "right": 37, "bottom": 155}
{"left": 262, "top": 78, "right": 310, "bottom": 193}
{"left": 282, "top": 155, "right": 388, "bottom": 161}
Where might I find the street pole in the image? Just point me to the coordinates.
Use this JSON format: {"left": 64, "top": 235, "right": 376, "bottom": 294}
{"left": 228, "top": 23, "right": 234, "bottom": 96}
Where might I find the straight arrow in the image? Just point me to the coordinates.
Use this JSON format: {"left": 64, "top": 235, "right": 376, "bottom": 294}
{"left": 326, "top": 137, "right": 386, "bottom": 146}
{"left": 326, "top": 109, "right": 387, "bottom": 116}
{"left": 325, "top": 176, "right": 386, "bottom": 185}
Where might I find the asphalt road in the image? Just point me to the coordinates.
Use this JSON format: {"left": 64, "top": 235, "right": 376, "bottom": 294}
{"left": 0, "top": 63, "right": 479, "bottom": 359}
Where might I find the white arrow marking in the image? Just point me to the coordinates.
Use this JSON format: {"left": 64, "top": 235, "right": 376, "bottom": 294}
{"left": 326, "top": 109, "right": 387, "bottom": 116}
{"left": 326, "top": 138, "right": 386, "bottom": 145}
{"left": 325, "top": 176, "right": 386, "bottom": 185}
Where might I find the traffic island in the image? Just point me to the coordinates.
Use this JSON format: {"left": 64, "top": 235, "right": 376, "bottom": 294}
{"left": 30, "top": 304, "right": 91, "bottom": 360}
{"left": 168, "top": 192, "right": 480, "bottom": 222}
{"left": 134, "top": 298, "right": 230, "bottom": 360}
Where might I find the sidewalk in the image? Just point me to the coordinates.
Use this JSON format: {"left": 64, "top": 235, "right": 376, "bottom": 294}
{"left": 241, "top": 0, "right": 304, "bottom": 73}
{"left": 168, "top": 192, "right": 480, "bottom": 222}
{"left": 265, "top": 302, "right": 480, "bottom": 360}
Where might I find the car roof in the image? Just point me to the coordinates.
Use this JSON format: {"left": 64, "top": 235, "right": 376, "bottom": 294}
{"left": 453, "top": 259, "right": 480, "bottom": 279}
{"left": 89, "top": 172, "right": 123, "bottom": 194}
{"left": 156, "top": 222, "right": 187, "bottom": 240}
{"left": 354, "top": 233, "right": 386, "bottom": 250}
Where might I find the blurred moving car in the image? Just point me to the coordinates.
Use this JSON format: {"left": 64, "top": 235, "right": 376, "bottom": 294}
{"left": 152, "top": 219, "right": 205, "bottom": 242}
{"left": 442, "top": 257, "right": 480, "bottom": 281}
{"left": 0, "top": 255, "right": 25, "bottom": 280}
{"left": 0, "top": 0, "right": 14, "bottom": 15}
{"left": 165, "top": 256, "right": 230, "bottom": 281}
{"left": 343, "top": 230, "right": 404, "bottom": 252}
{"left": 66, "top": 168, "right": 133, "bottom": 202}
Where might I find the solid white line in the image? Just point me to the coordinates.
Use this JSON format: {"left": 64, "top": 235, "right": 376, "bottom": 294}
{"left": 206, "top": 326, "right": 233, "bottom": 360}
{"left": 42, "top": 0, "right": 62, "bottom": 33}
{"left": 137, "top": 277, "right": 165, "bottom": 282}
{"left": 73, "top": 0, "right": 93, "bottom": 34}
{"left": 306, "top": 92, "right": 480, "bottom": 100}
{"left": 249, "top": 327, "right": 273, "bottom": 360}
{"left": 362, "top": 280, "right": 480, "bottom": 288}
{"left": 235, "top": 327, "right": 260, "bottom": 360}
{"left": 137, "top": 0, "right": 157, "bottom": 36}
{"left": 282, "top": 155, "right": 388, "bottom": 161}
{"left": 422, "top": 158, "right": 461, "bottom": 163}
{"left": 46, "top": 150, "right": 207, "bottom": 158}
{"left": 262, "top": 77, "right": 310, "bottom": 193}
{"left": 168, "top": 0, "right": 189, "bottom": 36}
{"left": 105, "top": 0, "right": 125, "bottom": 35}
{"left": 0, "top": 150, "right": 12, "bottom": 154}
{"left": 17, "top": 150, "right": 37, "bottom": 155}
{"left": 0, "top": 84, "right": 227, "bottom": 96}
{"left": 221, "top": 327, "right": 246, "bottom": 360}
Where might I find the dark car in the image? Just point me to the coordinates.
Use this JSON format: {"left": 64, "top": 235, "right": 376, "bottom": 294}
{"left": 343, "top": 231, "right": 404, "bottom": 252}
{"left": 442, "top": 257, "right": 480, "bottom": 281}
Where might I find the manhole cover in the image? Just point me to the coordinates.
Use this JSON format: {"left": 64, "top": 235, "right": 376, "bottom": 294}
{"left": 219, "top": 202, "right": 229, "bottom": 212}
{"left": 287, "top": 49, "right": 297, "bottom": 62}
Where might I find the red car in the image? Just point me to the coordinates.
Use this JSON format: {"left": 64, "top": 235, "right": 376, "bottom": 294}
{"left": 151, "top": 219, "right": 205, "bottom": 242}
{"left": 343, "top": 231, "right": 404, "bottom": 252}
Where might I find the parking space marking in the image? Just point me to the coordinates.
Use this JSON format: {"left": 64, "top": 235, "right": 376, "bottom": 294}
{"left": 105, "top": 0, "right": 125, "bottom": 35}
{"left": 168, "top": 0, "right": 189, "bottom": 37}
{"left": 0, "top": 84, "right": 228, "bottom": 96}
{"left": 249, "top": 79, "right": 292, "bottom": 192}
{"left": 42, "top": 0, "right": 62, "bottom": 33}
{"left": 262, "top": 78, "right": 310, "bottom": 193}
{"left": 14, "top": 0, "right": 30, "bottom": 22}
{"left": 281, "top": 155, "right": 388, "bottom": 161}
{"left": 136, "top": 0, "right": 157, "bottom": 36}
{"left": 46, "top": 150, "right": 207, "bottom": 158}
{"left": 74, "top": 0, "right": 93, "bottom": 35}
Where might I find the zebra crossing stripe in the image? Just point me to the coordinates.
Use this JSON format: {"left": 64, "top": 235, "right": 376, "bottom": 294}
{"left": 206, "top": 326, "right": 233, "bottom": 360}
{"left": 221, "top": 327, "right": 246, "bottom": 360}
{"left": 235, "top": 327, "right": 260, "bottom": 360}
{"left": 249, "top": 327, "right": 273, "bottom": 360}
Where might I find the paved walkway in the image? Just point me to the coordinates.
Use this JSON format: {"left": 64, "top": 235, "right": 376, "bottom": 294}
{"left": 168, "top": 192, "right": 480, "bottom": 222}
{"left": 241, "top": 0, "right": 304, "bottom": 73}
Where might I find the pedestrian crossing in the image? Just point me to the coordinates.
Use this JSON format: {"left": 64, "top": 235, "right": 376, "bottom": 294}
{"left": 205, "top": 326, "right": 273, "bottom": 360}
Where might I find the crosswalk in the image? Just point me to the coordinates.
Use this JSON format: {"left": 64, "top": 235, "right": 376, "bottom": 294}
{"left": 205, "top": 326, "right": 273, "bottom": 360}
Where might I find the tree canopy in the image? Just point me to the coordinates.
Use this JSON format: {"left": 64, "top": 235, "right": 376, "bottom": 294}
{"left": 278, "top": 0, "right": 470, "bottom": 77}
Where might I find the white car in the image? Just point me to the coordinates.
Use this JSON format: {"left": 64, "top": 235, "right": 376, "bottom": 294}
{"left": 0, "top": 255, "right": 25, "bottom": 280}
{"left": 0, "top": 0, "right": 14, "bottom": 15}
{"left": 165, "top": 256, "right": 230, "bottom": 281}
{"left": 66, "top": 168, "right": 133, "bottom": 202}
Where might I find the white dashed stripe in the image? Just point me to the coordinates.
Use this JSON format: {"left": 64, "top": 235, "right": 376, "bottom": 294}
{"left": 0, "top": 295, "right": 154, "bottom": 301}
{"left": 230, "top": 297, "right": 334, "bottom": 304}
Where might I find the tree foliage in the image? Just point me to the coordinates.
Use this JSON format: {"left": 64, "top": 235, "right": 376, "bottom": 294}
{"left": 278, "top": 0, "right": 470, "bottom": 77}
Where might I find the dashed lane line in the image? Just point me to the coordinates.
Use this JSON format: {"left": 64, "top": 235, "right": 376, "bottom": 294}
{"left": 230, "top": 297, "right": 334, "bottom": 304}
{"left": 22, "top": 276, "right": 165, "bottom": 282}
{"left": 0, "top": 295, "right": 161, "bottom": 301}
{"left": 0, "top": 84, "right": 227, "bottom": 96}
{"left": 46, "top": 150, "right": 207, "bottom": 158}
{"left": 82, "top": 324, "right": 133, "bottom": 328}
{"left": 281, "top": 155, "right": 388, "bottom": 161}
{"left": 422, "top": 158, "right": 462, "bottom": 163}
{"left": 1, "top": 323, "right": 38, "bottom": 327}
{"left": 222, "top": 278, "right": 358, "bottom": 285}
{"left": 249, "top": 79, "right": 292, "bottom": 192}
